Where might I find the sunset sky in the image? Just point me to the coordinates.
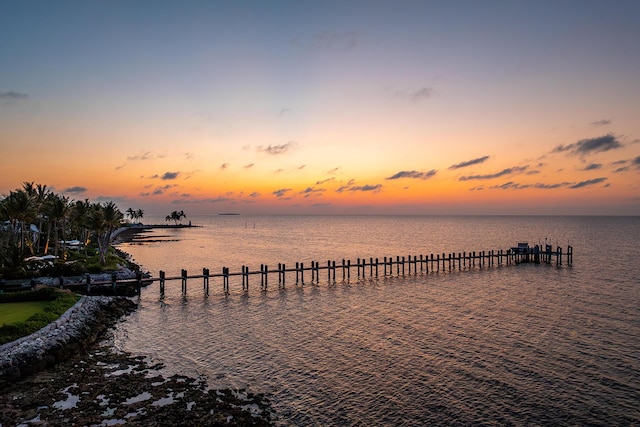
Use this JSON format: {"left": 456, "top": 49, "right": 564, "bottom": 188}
{"left": 1, "top": 1, "right": 639, "bottom": 215}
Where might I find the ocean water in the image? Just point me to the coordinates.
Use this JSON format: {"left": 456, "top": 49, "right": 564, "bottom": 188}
{"left": 112, "top": 215, "right": 640, "bottom": 425}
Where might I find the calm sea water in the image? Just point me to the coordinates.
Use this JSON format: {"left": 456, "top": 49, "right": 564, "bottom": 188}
{"left": 113, "top": 216, "right": 640, "bottom": 426}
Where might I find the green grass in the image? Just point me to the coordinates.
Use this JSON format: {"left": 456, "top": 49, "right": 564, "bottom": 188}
{"left": 0, "top": 301, "right": 50, "bottom": 326}
{"left": 0, "top": 288, "right": 81, "bottom": 345}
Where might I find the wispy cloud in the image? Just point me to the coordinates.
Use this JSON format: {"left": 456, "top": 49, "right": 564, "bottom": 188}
{"left": 244, "top": 163, "right": 254, "bottom": 169}
{"left": 569, "top": 177, "right": 608, "bottom": 188}
{"left": 449, "top": 156, "right": 490, "bottom": 170}
{"left": 278, "top": 108, "right": 292, "bottom": 117}
{"left": 410, "top": 87, "right": 435, "bottom": 102}
{"left": 160, "top": 172, "right": 179, "bottom": 180}
{"left": 552, "top": 134, "right": 622, "bottom": 156}
{"left": 336, "top": 182, "right": 382, "bottom": 193}
{"left": 534, "top": 182, "right": 571, "bottom": 189}
{"left": 249, "top": 192, "right": 261, "bottom": 198}
{"left": 0, "top": 91, "right": 28, "bottom": 100}
{"left": 459, "top": 166, "right": 529, "bottom": 181}
{"left": 63, "top": 186, "right": 87, "bottom": 194}
{"left": 316, "top": 177, "right": 336, "bottom": 185}
{"left": 300, "top": 187, "right": 326, "bottom": 196}
{"left": 385, "top": 170, "right": 437, "bottom": 180}
{"left": 257, "top": 141, "right": 296, "bottom": 155}
{"left": 273, "top": 188, "right": 292, "bottom": 198}
{"left": 581, "top": 163, "right": 602, "bottom": 171}
{"left": 126, "top": 151, "right": 166, "bottom": 161}
{"left": 591, "top": 119, "right": 611, "bottom": 126}
{"left": 220, "top": 163, "right": 229, "bottom": 170}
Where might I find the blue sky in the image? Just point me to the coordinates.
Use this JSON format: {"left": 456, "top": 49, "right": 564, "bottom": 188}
{"left": 1, "top": 1, "right": 639, "bottom": 215}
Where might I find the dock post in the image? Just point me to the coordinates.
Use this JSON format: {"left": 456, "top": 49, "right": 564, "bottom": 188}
{"left": 111, "top": 272, "right": 117, "bottom": 295}
{"left": 402, "top": 256, "right": 405, "bottom": 276}
{"left": 568, "top": 245, "right": 573, "bottom": 265}
{"left": 357, "top": 258, "right": 361, "bottom": 278}
{"left": 300, "top": 263, "right": 305, "bottom": 284}
{"left": 342, "top": 259, "right": 346, "bottom": 281}
{"left": 203, "top": 268, "right": 209, "bottom": 296}
{"left": 557, "top": 247, "right": 562, "bottom": 266}
{"left": 296, "top": 262, "right": 299, "bottom": 284}
{"left": 159, "top": 270, "right": 165, "bottom": 299}
{"left": 347, "top": 260, "right": 351, "bottom": 280}
{"left": 383, "top": 257, "right": 388, "bottom": 275}
{"left": 282, "top": 264, "right": 286, "bottom": 288}
{"left": 181, "top": 269, "right": 187, "bottom": 294}
{"left": 332, "top": 261, "right": 336, "bottom": 282}
{"left": 375, "top": 258, "right": 379, "bottom": 278}
{"left": 136, "top": 272, "right": 142, "bottom": 296}
{"left": 264, "top": 264, "right": 268, "bottom": 289}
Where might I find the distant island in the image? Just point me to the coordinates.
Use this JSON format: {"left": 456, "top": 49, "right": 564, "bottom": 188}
{"left": 218, "top": 213, "right": 240, "bottom": 215}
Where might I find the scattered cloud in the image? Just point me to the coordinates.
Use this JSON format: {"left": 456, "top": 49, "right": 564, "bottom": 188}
{"left": 63, "top": 186, "right": 87, "bottom": 194}
{"left": 534, "top": 182, "right": 571, "bottom": 189}
{"left": 328, "top": 167, "right": 340, "bottom": 175}
{"left": 569, "top": 177, "right": 608, "bottom": 189}
{"left": 633, "top": 156, "right": 640, "bottom": 166}
{"left": 459, "top": 166, "right": 529, "bottom": 181}
{"left": 410, "top": 87, "right": 435, "bottom": 102}
{"left": 300, "top": 187, "right": 326, "bottom": 196}
{"left": 249, "top": 192, "right": 261, "bottom": 198}
{"left": 257, "top": 141, "right": 296, "bottom": 155}
{"left": 220, "top": 163, "right": 229, "bottom": 170}
{"left": 161, "top": 172, "right": 179, "bottom": 180}
{"left": 298, "top": 165, "right": 306, "bottom": 170}
{"left": 581, "top": 163, "right": 602, "bottom": 171}
{"left": 351, "top": 184, "right": 382, "bottom": 192}
{"left": 552, "top": 134, "right": 622, "bottom": 156}
{"left": 184, "top": 152, "right": 194, "bottom": 160}
{"left": 491, "top": 182, "right": 531, "bottom": 190}
{"left": 273, "top": 188, "right": 292, "bottom": 198}
{"left": 336, "top": 183, "right": 382, "bottom": 193}
{"left": 385, "top": 170, "right": 437, "bottom": 180}
{"left": 274, "top": 168, "right": 284, "bottom": 174}
{"left": 449, "top": 156, "right": 490, "bottom": 170}
{"left": 591, "top": 119, "right": 611, "bottom": 126}
{"left": 278, "top": 108, "right": 291, "bottom": 117}
{"left": 316, "top": 177, "right": 336, "bottom": 185}
{"left": 126, "top": 151, "right": 166, "bottom": 161}
{"left": 391, "top": 86, "right": 437, "bottom": 103}
{"left": 0, "top": 91, "right": 28, "bottom": 100}
{"left": 244, "top": 163, "right": 254, "bottom": 169}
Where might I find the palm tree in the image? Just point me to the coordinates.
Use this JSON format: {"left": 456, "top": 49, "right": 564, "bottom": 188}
{"left": 71, "top": 199, "right": 92, "bottom": 258}
{"left": 126, "top": 207, "right": 136, "bottom": 223}
{"left": 45, "top": 194, "right": 70, "bottom": 258}
{"left": 166, "top": 210, "right": 186, "bottom": 225}
{"left": 89, "top": 202, "right": 123, "bottom": 265}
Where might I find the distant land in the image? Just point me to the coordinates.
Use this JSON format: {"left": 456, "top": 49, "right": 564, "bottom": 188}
{"left": 218, "top": 213, "right": 240, "bottom": 215}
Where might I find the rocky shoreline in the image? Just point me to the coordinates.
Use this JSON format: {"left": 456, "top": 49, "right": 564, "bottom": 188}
{"left": 0, "top": 296, "right": 274, "bottom": 425}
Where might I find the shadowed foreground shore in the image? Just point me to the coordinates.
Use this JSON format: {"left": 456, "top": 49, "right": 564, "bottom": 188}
{"left": 0, "top": 298, "right": 273, "bottom": 426}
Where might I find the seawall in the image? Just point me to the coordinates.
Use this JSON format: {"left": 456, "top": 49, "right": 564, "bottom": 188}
{"left": 0, "top": 296, "right": 136, "bottom": 388}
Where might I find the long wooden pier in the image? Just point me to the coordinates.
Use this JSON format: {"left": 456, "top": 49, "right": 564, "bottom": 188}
{"left": 43, "top": 244, "right": 573, "bottom": 297}
{"left": 152, "top": 244, "right": 572, "bottom": 298}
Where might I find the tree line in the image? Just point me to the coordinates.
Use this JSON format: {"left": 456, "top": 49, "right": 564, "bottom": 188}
{"left": 0, "top": 182, "right": 142, "bottom": 274}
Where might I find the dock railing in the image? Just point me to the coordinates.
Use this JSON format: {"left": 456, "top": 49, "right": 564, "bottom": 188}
{"left": 44, "top": 245, "right": 573, "bottom": 298}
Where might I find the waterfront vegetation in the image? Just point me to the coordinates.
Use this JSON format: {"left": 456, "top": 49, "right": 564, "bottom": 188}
{"left": 0, "top": 182, "right": 145, "bottom": 280}
{"left": 0, "top": 287, "right": 81, "bottom": 345}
